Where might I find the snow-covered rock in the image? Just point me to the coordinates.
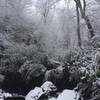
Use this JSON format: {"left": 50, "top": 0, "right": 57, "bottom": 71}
{"left": 25, "top": 81, "right": 57, "bottom": 100}
{"left": 25, "top": 87, "right": 44, "bottom": 100}
{"left": 57, "top": 90, "right": 80, "bottom": 100}
{"left": 0, "top": 89, "right": 12, "bottom": 100}
{"left": 41, "top": 81, "right": 57, "bottom": 93}
{"left": 19, "top": 62, "right": 46, "bottom": 82}
{"left": 44, "top": 65, "right": 70, "bottom": 90}
{"left": 2, "top": 93, "right": 12, "bottom": 98}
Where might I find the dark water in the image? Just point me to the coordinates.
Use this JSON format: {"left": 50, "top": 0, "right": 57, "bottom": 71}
{"left": 4, "top": 97, "right": 25, "bottom": 100}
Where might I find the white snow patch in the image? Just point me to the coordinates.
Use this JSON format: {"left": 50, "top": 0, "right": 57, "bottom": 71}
{"left": 25, "top": 87, "right": 44, "bottom": 100}
{"left": 0, "top": 89, "right": 12, "bottom": 100}
{"left": 57, "top": 90, "right": 80, "bottom": 100}
{"left": 0, "top": 99, "right": 4, "bottom": 100}
{"left": 2, "top": 93, "right": 12, "bottom": 98}
{"left": 49, "top": 97, "right": 57, "bottom": 100}
{"left": 41, "top": 81, "right": 57, "bottom": 93}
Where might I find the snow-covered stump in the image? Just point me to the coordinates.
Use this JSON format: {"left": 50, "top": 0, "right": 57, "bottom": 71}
{"left": 57, "top": 90, "right": 80, "bottom": 100}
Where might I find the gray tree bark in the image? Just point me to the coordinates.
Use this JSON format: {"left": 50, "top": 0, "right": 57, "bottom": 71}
{"left": 76, "top": 3, "right": 82, "bottom": 48}
{"left": 74, "top": 0, "right": 95, "bottom": 39}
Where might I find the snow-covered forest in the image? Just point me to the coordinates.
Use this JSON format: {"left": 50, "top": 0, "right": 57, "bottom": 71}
{"left": 0, "top": 0, "right": 100, "bottom": 100}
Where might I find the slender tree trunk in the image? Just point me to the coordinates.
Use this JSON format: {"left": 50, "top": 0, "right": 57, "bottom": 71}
{"left": 74, "top": 0, "right": 95, "bottom": 39}
{"left": 76, "top": 4, "right": 82, "bottom": 48}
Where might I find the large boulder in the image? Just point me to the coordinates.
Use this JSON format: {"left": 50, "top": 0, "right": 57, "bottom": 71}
{"left": 42, "top": 56, "right": 63, "bottom": 70}
{"left": 44, "top": 66, "right": 71, "bottom": 90}
{"left": 25, "top": 81, "right": 57, "bottom": 100}
{"left": 25, "top": 87, "right": 43, "bottom": 100}
{"left": 18, "top": 61, "right": 47, "bottom": 90}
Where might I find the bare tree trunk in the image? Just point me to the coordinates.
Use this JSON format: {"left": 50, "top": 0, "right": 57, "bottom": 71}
{"left": 76, "top": 3, "right": 82, "bottom": 48}
{"left": 74, "top": 0, "right": 95, "bottom": 39}
{"left": 84, "top": 16, "right": 95, "bottom": 38}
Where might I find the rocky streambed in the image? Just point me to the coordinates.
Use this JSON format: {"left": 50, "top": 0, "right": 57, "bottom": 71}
{"left": 0, "top": 81, "right": 80, "bottom": 100}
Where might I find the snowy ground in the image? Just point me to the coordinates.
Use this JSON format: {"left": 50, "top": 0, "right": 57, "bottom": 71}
{"left": 49, "top": 89, "right": 80, "bottom": 100}
{"left": 0, "top": 89, "right": 12, "bottom": 100}
{"left": 57, "top": 90, "right": 79, "bottom": 100}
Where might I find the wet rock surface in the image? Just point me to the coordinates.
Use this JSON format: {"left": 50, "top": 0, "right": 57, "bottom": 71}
{"left": 18, "top": 61, "right": 47, "bottom": 91}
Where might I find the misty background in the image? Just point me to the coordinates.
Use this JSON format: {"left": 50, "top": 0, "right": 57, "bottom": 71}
{"left": 0, "top": 0, "right": 100, "bottom": 100}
